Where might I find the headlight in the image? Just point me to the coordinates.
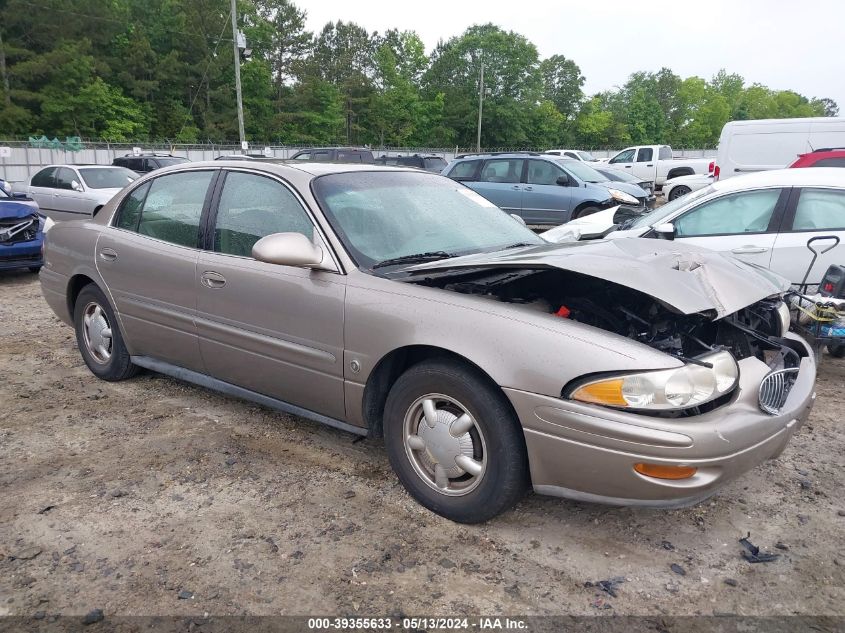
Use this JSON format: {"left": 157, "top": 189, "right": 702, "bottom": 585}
{"left": 607, "top": 188, "right": 639, "bottom": 205}
{"left": 776, "top": 300, "right": 791, "bottom": 336}
{"left": 567, "top": 350, "right": 738, "bottom": 411}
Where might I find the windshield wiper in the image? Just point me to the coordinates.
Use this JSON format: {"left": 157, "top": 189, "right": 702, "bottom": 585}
{"left": 372, "top": 251, "right": 456, "bottom": 269}
{"left": 502, "top": 242, "right": 535, "bottom": 249}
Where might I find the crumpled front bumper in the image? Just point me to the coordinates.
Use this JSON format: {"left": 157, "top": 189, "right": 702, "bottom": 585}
{"left": 506, "top": 334, "right": 816, "bottom": 507}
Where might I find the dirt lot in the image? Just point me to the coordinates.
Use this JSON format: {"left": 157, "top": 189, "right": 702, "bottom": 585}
{"left": 1, "top": 271, "right": 844, "bottom": 618}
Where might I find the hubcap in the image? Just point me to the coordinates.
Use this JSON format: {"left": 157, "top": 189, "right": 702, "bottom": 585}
{"left": 403, "top": 394, "right": 486, "bottom": 496}
{"left": 82, "top": 302, "right": 112, "bottom": 364}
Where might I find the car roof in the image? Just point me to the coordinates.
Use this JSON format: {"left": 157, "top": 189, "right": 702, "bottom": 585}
{"left": 712, "top": 168, "right": 845, "bottom": 191}
{"left": 170, "top": 160, "right": 422, "bottom": 177}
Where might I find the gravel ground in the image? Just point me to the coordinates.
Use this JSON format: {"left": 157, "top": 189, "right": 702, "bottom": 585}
{"left": 1, "top": 271, "right": 843, "bottom": 618}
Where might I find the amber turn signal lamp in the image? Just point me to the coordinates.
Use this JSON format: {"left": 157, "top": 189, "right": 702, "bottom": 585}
{"left": 570, "top": 379, "right": 628, "bottom": 407}
{"left": 634, "top": 463, "right": 697, "bottom": 480}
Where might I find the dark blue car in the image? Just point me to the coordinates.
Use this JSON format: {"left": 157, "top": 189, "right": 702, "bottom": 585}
{"left": 0, "top": 186, "right": 44, "bottom": 273}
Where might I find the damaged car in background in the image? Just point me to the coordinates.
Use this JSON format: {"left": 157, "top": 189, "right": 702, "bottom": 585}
{"left": 40, "top": 163, "right": 816, "bottom": 523}
{"left": 0, "top": 186, "right": 44, "bottom": 273}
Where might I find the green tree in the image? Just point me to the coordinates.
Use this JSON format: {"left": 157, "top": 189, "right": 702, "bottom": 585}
{"left": 539, "top": 54, "right": 584, "bottom": 120}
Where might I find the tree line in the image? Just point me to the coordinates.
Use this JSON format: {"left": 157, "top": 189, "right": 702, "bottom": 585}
{"left": 0, "top": 0, "right": 838, "bottom": 148}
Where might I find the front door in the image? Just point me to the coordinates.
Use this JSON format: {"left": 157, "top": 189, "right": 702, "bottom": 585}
{"left": 521, "top": 159, "right": 572, "bottom": 225}
{"left": 96, "top": 169, "right": 217, "bottom": 371}
{"left": 469, "top": 158, "right": 525, "bottom": 216}
{"left": 668, "top": 187, "right": 788, "bottom": 270}
{"left": 195, "top": 170, "right": 346, "bottom": 420}
{"left": 52, "top": 167, "right": 91, "bottom": 220}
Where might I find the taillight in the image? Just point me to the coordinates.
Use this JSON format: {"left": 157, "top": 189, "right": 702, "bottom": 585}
{"left": 713, "top": 164, "right": 720, "bottom": 180}
{"left": 708, "top": 161, "right": 714, "bottom": 173}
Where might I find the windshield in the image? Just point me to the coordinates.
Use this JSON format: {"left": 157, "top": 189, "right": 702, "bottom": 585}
{"left": 628, "top": 185, "right": 716, "bottom": 229}
{"left": 556, "top": 159, "right": 607, "bottom": 183}
{"left": 424, "top": 157, "right": 447, "bottom": 170}
{"left": 79, "top": 167, "right": 138, "bottom": 189}
{"left": 597, "top": 168, "right": 640, "bottom": 184}
{"left": 577, "top": 151, "right": 597, "bottom": 162}
{"left": 312, "top": 171, "right": 543, "bottom": 270}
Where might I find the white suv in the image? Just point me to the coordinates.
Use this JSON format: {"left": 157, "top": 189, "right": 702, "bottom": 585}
{"left": 543, "top": 168, "right": 845, "bottom": 287}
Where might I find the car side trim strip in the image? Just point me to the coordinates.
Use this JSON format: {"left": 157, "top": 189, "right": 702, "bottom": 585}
{"left": 130, "top": 356, "right": 367, "bottom": 436}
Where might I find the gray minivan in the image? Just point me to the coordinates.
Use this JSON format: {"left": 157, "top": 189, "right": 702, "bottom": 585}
{"left": 443, "top": 152, "right": 648, "bottom": 226}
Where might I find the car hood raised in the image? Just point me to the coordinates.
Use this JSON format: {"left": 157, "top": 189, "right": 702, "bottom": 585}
{"left": 407, "top": 238, "right": 789, "bottom": 319}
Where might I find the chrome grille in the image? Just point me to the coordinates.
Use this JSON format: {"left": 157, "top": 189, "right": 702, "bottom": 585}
{"left": 758, "top": 368, "right": 799, "bottom": 415}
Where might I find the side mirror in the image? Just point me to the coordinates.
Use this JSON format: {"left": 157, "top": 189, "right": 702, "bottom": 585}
{"left": 71, "top": 180, "right": 83, "bottom": 192}
{"left": 556, "top": 175, "right": 571, "bottom": 187}
{"left": 510, "top": 213, "right": 527, "bottom": 226}
{"left": 11, "top": 192, "right": 29, "bottom": 200}
{"left": 654, "top": 222, "right": 676, "bottom": 241}
{"left": 252, "top": 232, "right": 333, "bottom": 270}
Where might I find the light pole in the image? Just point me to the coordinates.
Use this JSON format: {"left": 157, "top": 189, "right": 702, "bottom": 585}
{"left": 230, "top": 0, "right": 246, "bottom": 150}
{"left": 476, "top": 56, "right": 484, "bottom": 152}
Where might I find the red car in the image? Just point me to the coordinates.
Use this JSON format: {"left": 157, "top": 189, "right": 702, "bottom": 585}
{"left": 789, "top": 148, "right": 845, "bottom": 168}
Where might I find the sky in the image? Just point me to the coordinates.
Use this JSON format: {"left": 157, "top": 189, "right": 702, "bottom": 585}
{"left": 301, "top": 0, "right": 845, "bottom": 111}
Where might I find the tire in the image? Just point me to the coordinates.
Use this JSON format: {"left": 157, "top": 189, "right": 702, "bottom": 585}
{"left": 73, "top": 283, "right": 139, "bottom": 381}
{"left": 571, "top": 205, "right": 600, "bottom": 220}
{"left": 668, "top": 185, "right": 691, "bottom": 201}
{"left": 29, "top": 266, "right": 42, "bottom": 274}
{"left": 829, "top": 344, "right": 845, "bottom": 358}
{"left": 383, "top": 358, "right": 529, "bottom": 523}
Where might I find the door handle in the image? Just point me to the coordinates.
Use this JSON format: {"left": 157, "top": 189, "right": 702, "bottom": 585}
{"left": 200, "top": 271, "right": 226, "bottom": 289}
{"left": 511, "top": 185, "right": 521, "bottom": 190}
{"left": 646, "top": 164, "right": 654, "bottom": 167}
{"left": 99, "top": 248, "right": 117, "bottom": 262}
{"left": 524, "top": 186, "right": 533, "bottom": 191}
{"left": 731, "top": 246, "right": 768, "bottom": 254}
{"left": 624, "top": 165, "right": 632, "bottom": 168}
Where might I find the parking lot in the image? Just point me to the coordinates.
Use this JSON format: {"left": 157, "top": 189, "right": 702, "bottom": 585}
{"left": 1, "top": 271, "right": 844, "bottom": 617}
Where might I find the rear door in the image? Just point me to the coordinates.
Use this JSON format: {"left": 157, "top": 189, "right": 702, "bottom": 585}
{"left": 27, "top": 167, "right": 57, "bottom": 212}
{"left": 769, "top": 187, "right": 845, "bottom": 287}
{"left": 469, "top": 158, "right": 525, "bottom": 214}
{"left": 97, "top": 169, "right": 218, "bottom": 371}
{"left": 195, "top": 169, "right": 346, "bottom": 418}
{"left": 521, "top": 159, "right": 571, "bottom": 225}
{"left": 667, "top": 187, "right": 788, "bottom": 269}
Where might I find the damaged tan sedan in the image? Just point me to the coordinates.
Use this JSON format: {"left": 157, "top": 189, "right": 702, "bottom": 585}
{"left": 40, "top": 162, "right": 817, "bottom": 523}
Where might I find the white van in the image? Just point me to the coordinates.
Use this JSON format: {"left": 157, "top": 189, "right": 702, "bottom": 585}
{"left": 715, "top": 117, "right": 845, "bottom": 180}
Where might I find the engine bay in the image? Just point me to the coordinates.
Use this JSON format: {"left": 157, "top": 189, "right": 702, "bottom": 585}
{"left": 413, "top": 267, "right": 803, "bottom": 366}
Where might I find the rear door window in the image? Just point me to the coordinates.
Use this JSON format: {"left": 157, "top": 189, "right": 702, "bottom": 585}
{"left": 637, "top": 148, "right": 653, "bottom": 162}
{"left": 31, "top": 167, "right": 57, "bottom": 188}
{"left": 134, "top": 171, "right": 215, "bottom": 248}
{"left": 790, "top": 189, "right": 845, "bottom": 231}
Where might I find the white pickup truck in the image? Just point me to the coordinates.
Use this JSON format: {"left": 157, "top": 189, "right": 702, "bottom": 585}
{"left": 601, "top": 145, "right": 712, "bottom": 187}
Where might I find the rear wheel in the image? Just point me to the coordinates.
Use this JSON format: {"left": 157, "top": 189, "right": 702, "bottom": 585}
{"left": 383, "top": 359, "right": 529, "bottom": 523}
{"left": 829, "top": 344, "right": 845, "bottom": 358}
{"left": 571, "top": 205, "right": 600, "bottom": 220}
{"left": 668, "top": 185, "right": 691, "bottom": 201}
{"left": 73, "top": 284, "right": 138, "bottom": 381}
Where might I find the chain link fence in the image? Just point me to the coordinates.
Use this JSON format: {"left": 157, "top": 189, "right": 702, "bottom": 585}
{"left": 0, "top": 140, "right": 718, "bottom": 184}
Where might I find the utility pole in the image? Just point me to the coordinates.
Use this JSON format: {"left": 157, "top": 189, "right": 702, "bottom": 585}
{"left": 476, "top": 55, "right": 484, "bottom": 153}
{"left": 231, "top": 0, "right": 246, "bottom": 149}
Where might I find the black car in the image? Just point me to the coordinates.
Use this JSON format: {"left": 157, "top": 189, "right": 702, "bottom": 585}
{"left": 113, "top": 153, "right": 190, "bottom": 174}
{"left": 375, "top": 154, "right": 448, "bottom": 173}
{"left": 289, "top": 147, "right": 374, "bottom": 164}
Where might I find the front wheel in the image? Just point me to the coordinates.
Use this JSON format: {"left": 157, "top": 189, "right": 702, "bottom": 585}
{"left": 571, "top": 205, "right": 600, "bottom": 220}
{"left": 383, "top": 359, "right": 529, "bottom": 523}
{"left": 29, "top": 266, "right": 42, "bottom": 274}
{"left": 73, "top": 284, "right": 139, "bottom": 381}
{"left": 668, "top": 185, "right": 691, "bottom": 201}
{"left": 829, "top": 343, "right": 845, "bottom": 358}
